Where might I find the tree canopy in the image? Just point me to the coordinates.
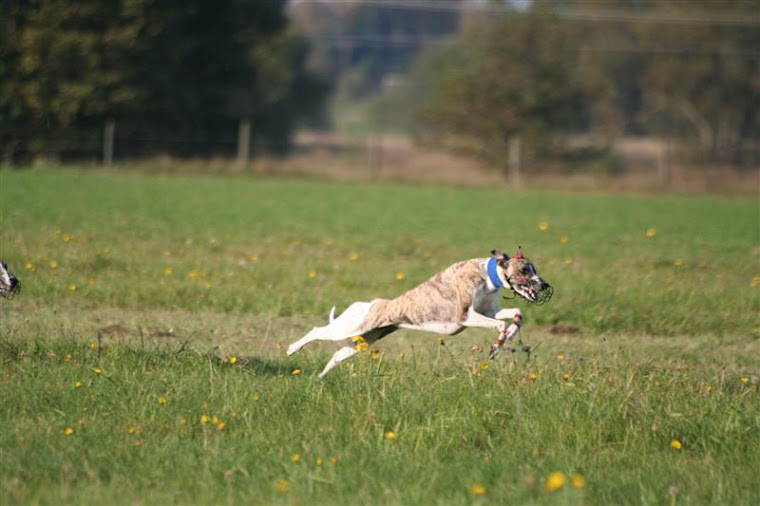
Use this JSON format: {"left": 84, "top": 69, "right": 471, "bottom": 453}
{"left": 1, "top": 0, "right": 328, "bottom": 162}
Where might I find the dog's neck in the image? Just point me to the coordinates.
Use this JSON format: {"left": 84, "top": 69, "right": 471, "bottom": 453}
{"left": 485, "top": 257, "right": 505, "bottom": 291}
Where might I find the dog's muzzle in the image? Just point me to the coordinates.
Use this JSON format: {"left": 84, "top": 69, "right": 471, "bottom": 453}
{"left": 0, "top": 261, "right": 21, "bottom": 299}
{"left": 508, "top": 275, "right": 553, "bottom": 305}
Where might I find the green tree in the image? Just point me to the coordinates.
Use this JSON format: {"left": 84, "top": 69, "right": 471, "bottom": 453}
{"left": 412, "top": 5, "right": 603, "bottom": 177}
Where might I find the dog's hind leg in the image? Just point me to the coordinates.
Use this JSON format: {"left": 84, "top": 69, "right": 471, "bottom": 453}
{"left": 318, "top": 346, "right": 360, "bottom": 378}
{"left": 287, "top": 301, "right": 376, "bottom": 356}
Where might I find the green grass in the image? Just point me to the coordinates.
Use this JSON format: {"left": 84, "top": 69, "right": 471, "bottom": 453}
{"left": 1, "top": 167, "right": 759, "bottom": 505}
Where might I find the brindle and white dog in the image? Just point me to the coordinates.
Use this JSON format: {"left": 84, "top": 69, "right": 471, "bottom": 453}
{"left": 0, "top": 260, "right": 21, "bottom": 299}
{"left": 287, "top": 248, "right": 552, "bottom": 377}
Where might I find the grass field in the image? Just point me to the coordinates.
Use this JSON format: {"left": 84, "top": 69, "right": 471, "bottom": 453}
{"left": 1, "top": 167, "right": 759, "bottom": 505}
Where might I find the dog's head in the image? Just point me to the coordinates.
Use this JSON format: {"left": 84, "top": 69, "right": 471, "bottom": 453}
{"left": 0, "top": 260, "right": 21, "bottom": 299}
{"left": 491, "top": 248, "right": 553, "bottom": 304}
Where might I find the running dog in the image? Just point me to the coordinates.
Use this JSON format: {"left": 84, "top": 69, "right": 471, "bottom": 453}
{"left": 0, "top": 260, "right": 21, "bottom": 299}
{"left": 287, "top": 248, "right": 552, "bottom": 377}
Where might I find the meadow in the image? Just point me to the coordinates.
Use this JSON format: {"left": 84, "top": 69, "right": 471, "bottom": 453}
{"left": 0, "top": 167, "right": 758, "bottom": 505}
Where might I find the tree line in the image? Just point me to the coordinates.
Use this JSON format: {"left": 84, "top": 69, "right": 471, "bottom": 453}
{"left": 0, "top": 0, "right": 328, "bottom": 164}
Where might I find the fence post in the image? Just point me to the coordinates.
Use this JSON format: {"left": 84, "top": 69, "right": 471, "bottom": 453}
{"left": 103, "top": 119, "right": 115, "bottom": 166}
{"left": 507, "top": 135, "right": 521, "bottom": 185}
{"left": 237, "top": 118, "right": 251, "bottom": 166}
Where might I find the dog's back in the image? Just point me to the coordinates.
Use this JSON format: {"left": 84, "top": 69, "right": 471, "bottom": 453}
{"left": 364, "top": 258, "right": 486, "bottom": 328}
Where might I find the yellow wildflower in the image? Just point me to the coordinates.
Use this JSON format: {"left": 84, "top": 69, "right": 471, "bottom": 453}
{"left": 544, "top": 472, "right": 566, "bottom": 492}
{"left": 471, "top": 484, "right": 486, "bottom": 495}
{"left": 538, "top": 221, "right": 549, "bottom": 231}
{"left": 396, "top": 272, "right": 405, "bottom": 281}
{"left": 562, "top": 372, "right": 570, "bottom": 381}
{"left": 164, "top": 267, "right": 173, "bottom": 276}
{"left": 371, "top": 349, "right": 381, "bottom": 360}
{"left": 307, "top": 270, "right": 317, "bottom": 279}
{"left": 480, "top": 361, "right": 489, "bottom": 370}
{"left": 275, "top": 479, "right": 290, "bottom": 493}
{"left": 25, "top": 261, "right": 35, "bottom": 271}
{"left": 571, "top": 474, "right": 586, "bottom": 488}
{"left": 229, "top": 356, "right": 238, "bottom": 364}
{"left": 560, "top": 235, "right": 569, "bottom": 243}
{"left": 50, "top": 260, "right": 58, "bottom": 270}
{"left": 385, "top": 431, "right": 395, "bottom": 441}
{"left": 291, "top": 453, "right": 301, "bottom": 463}
{"left": 252, "top": 394, "right": 260, "bottom": 403}
{"left": 200, "top": 414, "right": 210, "bottom": 424}
{"left": 68, "top": 283, "right": 77, "bottom": 292}
{"left": 63, "top": 427, "right": 74, "bottom": 436}
{"left": 92, "top": 367, "right": 103, "bottom": 375}
{"left": 670, "top": 440, "right": 682, "bottom": 450}
{"left": 329, "top": 455, "right": 340, "bottom": 465}
{"left": 557, "top": 354, "right": 564, "bottom": 362}
{"left": 291, "top": 369, "right": 302, "bottom": 376}
{"left": 157, "top": 397, "right": 168, "bottom": 405}
{"left": 315, "top": 457, "right": 324, "bottom": 467}
{"left": 75, "top": 381, "right": 83, "bottom": 389}
{"left": 349, "top": 251, "right": 360, "bottom": 261}
{"left": 646, "top": 228, "right": 656, "bottom": 237}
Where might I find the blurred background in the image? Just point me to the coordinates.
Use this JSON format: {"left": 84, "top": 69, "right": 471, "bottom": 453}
{"left": 1, "top": 0, "right": 758, "bottom": 192}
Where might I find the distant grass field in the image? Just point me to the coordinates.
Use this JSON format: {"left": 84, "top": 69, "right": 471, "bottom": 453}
{"left": 1, "top": 167, "right": 758, "bottom": 505}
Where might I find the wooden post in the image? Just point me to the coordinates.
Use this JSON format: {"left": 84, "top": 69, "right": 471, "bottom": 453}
{"left": 237, "top": 118, "right": 251, "bottom": 166}
{"left": 507, "top": 135, "right": 521, "bottom": 185}
{"left": 103, "top": 119, "right": 115, "bottom": 166}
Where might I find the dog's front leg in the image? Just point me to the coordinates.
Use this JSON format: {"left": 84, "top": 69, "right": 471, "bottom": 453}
{"left": 489, "top": 308, "right": 523, "bottom": 360}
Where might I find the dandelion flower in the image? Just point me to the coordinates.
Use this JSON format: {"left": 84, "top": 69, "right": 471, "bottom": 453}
{"left": 128, "top": 426, "right": 137, "bottom": 434}
{"left": 560, "top": 235, "right": 569, "bottom": 244}
{"left": 670, "top": 440, "right": 682, "bottom": 450}
{"left": 471, "top": 484, "right": 486, "bottom": 496}
{"left": 92, "top": 367, "right": 103, "bottom": 375}
{"left": 538, "top": 221, "right": 549, "bottom": 231}
{"left": 68, "top": 283, "right": 77, "bottom": 292}
{"left": 292, "top": 369, "right": 302, "bottom": 376}
{"left": 25, "top": 261, "right": 35, "bottom": 271}
{"left": 250, "top": 253, "right": 260, "bottom": 262}
{"left": 164, "top": 267, "right": 173, "bottom": 276}
{"left": 752, "top": 275, "right": 759, "bottom": 288}
{"left": 50, "top": 260, "right": 58, "bottom": 270}
{"left": 371, "top": 349, "right": 380, "bottom": 360}
{"left": 556, "top": 354, "right": 564, "bottom": 362}
{"left": 740, "top": 377, "right": 749, "bottom": 385}
{"left": 275, "top": 479, "right": 290, "bottom": 493}
{"left": 480, "top": 361, "right": 489, "bottom": 370}
{"left": 315, "top": 457, "right": 324, "bottom": 467}
{"left": 329, "top": 455, "right": 340, "bottom": 465}
{"left": 385, "top": 431, "right": 395, "bottom": 441}
{"left": 349, "top": 251, "right": 359, "bottom": 261}
{"left": 63, "top": 427, "right": 74, "bottom": 436}
{"left": 216, "top": 421, "right": 226, "bottom": 431}
{"left": 544, "top": 472, "right": 566, "bottom": 492}
{"left": 673, "top": 259, "right": 683, "bottom": 267}
{"left": 75, "top": 381, "right": 83, "bottom": 389}
{"left": 291, "top": 453, "right": 301, "bottom": 463}
{"left": 528, "top": 372, "right": 538, "bottom": 381}
{"left": 646, "top": 228, "right": 656, "bottom": 237}
{"left": 90, "top": 341, "right": 98, "bottom": 350}
{"left": 252, "top": 394, "right": 260, "bottom": 403}
{"left": 562, "top": 372, "right": 570, "bottom": 381}
{"left": 157, "top": 397, "right": 168, "bottom": 405}
{"left": 229, "top": 356, "right": 238, "bottom": 364}
{"left": 564, "top": 257, "right": 574, "bottom": 265}
{"left": 307, "top": 270, "right": 317, "bottom": 279}
{"left": 396, "top": 272, "right": 405, "bottom": 281}
{"left": 200, "top": 414, "right": 210, "bottom": 424}
{"left": 571, "top": 474, "right": 586, "bottom": 488}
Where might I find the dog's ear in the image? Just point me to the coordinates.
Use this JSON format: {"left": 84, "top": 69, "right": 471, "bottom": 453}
{"left": 514, "top": 246, "right": 524, "bottom": 259}
{"left": 490, "top": 249, "right": 502, "bottom": 258}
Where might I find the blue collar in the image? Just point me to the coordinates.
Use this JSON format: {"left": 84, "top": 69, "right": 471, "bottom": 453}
{"left": 487, "top": 257, "right": 505, "bottom": 289}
